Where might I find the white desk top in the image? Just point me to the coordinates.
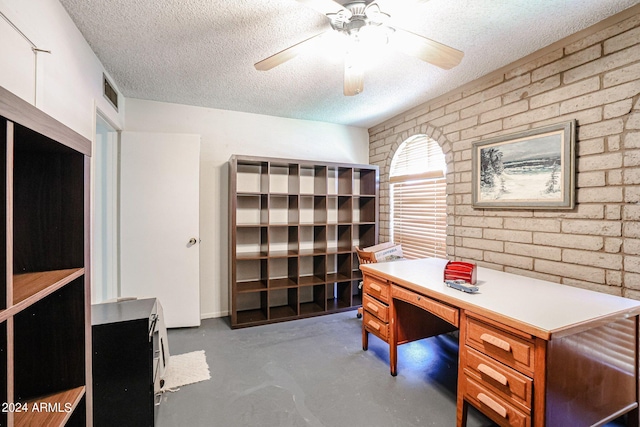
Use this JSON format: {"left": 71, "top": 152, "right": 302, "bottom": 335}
{"left": 360, "top": 258, "right": 640, "bottom": 340}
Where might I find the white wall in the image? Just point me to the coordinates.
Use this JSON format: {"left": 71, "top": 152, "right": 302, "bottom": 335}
{"left": 0, "top": 0, "right": 370, "bottom": 319}
{"left": 1, "top": 0, "right": 124, "bottom": 306}
{"left": 0, "top": 0, "right": 124, "bottom": 136}
{"left": 125, "top": 98, "right": 370, "bottom": 318}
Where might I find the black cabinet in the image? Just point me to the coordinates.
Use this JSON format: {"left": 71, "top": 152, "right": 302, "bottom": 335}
{"left": 92, "top": 298, "right": 165, "bottom": 427}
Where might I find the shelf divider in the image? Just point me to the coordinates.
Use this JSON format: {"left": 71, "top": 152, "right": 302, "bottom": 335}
{"left": 15, "top": 385, "right": 85, "bottom": 427}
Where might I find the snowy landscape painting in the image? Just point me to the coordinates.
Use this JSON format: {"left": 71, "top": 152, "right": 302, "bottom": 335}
{"left": 472, "top": 121, "right": 575, "bottom": 209}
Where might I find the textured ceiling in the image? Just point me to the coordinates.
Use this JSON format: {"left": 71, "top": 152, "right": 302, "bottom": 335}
{"left": 59, "top": 0, "right": 640, "bottom": 128}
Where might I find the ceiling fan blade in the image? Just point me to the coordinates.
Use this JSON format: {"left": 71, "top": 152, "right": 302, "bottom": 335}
{"left": 390, "top": 27, "right": 463, "bottom": 69}
{"left": 344, "top": 52, "right": 364, "bottom": 96}
{"left": 296, "top": 0, "right": 348, "bottom": 16}
{"left": 254, "top": 31, "right": 327, "bottom": 71}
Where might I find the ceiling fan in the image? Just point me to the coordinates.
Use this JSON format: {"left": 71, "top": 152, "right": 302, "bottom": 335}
{"left": 254, "top": 0, "right": 464, "bottom": 96}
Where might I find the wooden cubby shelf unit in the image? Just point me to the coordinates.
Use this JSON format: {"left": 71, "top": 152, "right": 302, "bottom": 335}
{"left": 1, "top": 85, "right": 91, "bottom": 426}
{"left": 229, "top": 155, "right": 379, "bottom": 328}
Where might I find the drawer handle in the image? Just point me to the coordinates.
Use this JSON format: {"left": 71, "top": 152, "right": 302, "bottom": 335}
{"left": 477, "top": 363, "right": 508, "bottom": 386}
{"left": 366, "top": 302, "right": 379, "bottom": 313}
{"left": 477, "top": 392, "right": 507, "bottom": 418}
{"left": 480, "top": 333, "right": 511, "bottom": 352}
{"left": 367, "top": 320, "right": 381, "bottom": 331}
{"left": 370, "top": 283, "right": 382, "bottom": 292}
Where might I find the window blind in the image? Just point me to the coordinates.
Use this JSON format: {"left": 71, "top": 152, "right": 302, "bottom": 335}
{"left": 390, "top": 137, "right": 447, "bottom": 259}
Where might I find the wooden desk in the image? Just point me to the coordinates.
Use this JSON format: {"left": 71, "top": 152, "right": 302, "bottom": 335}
{"left": 360, "top": 258, "right": 640, "bottom": 427}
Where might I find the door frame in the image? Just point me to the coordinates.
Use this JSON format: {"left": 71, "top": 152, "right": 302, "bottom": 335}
{"left": 91, "top": 107, "right": 120, "bottom": 303}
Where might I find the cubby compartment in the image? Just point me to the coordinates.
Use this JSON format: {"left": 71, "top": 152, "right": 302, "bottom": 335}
{"left": 269, "top": 288, "right": 298, "bottom": 320}
{"left": 299, "top": 255, "right": 326, "bottom": 285}
{"left": 327, "top": 225, "right": 353, "bottom": 253}
{"left": 326, "top": 281, "right": 352, "bottom": 311}
{"left": 230, "top": 155, "right": 378, "bottom": 327}
{"left": 337, "top": 167, "right": 353, "bottom": 195}
{"left": 236, "top": 226, "right": 268, "bottom": 258}
{"left": 299, "top": 195, "right": 326, "bottom": 224}
{"left": 300, "top": 165, "right": 327, "bottom": 194}
{"left": 355, "top": 223, "right": 377, "bottom": 248}
{"left": 269, "top": 225, "right": 298, "bottom": 256}
{"left": 14, "top": 277, "right": 85, "bottom": 405}
{"left": 327, "top": 196, "right": 352, "bottom": 224}
{"left": 236, "top": 161, "right": 268, "bottom": 193}
{"left": 355, "top": 168, "right": 377, "bottom": 196}
{"left": 299, "top": 285, "right": 326, "bottom": 315}
{"left": 269, "top": 163, "right": 299, "bottom": 194}
{"left": 268, "top": 257, "right": 298, "bottom": 288}
{"left": 299, "top": 225, "right": 327, "bottom": 255}
{"left": 354, "top": 196, "right": 376, "bottom": 223}
{"left": 235, "top": 259, "right": 268, "bottom": 292}
{"left": 327, "top": 196, "right": 338, "bottom": 223}
{"left": 270, "top": 195, "right": 298, "bottom": 224}
{"left": 237, "top": 194, "right": 268, "bottom": 225}
{"left": 327, "top": 253, "right": 352, "bottom": 282}
{"left": 327, "top": 167, "right": 353, "bottom": 195}
{"left": 13, "top": 124, "right": 84, "bottom": 275}
{"left": 236, "top": 291, "right": 268, "bottom": 324}
{"left": 337, "top": 196, "right": 352, "bottom": 223}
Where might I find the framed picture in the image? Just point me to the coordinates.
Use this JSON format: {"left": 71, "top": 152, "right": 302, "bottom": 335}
{"left": 472, "top": 120, "right": 576, "bottom": 209}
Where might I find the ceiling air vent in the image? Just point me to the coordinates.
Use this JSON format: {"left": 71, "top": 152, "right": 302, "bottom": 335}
{"left": 103, "top": 74, "right": 118, "bottom": 111}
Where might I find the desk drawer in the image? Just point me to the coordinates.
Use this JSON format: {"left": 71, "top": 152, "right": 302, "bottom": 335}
{"left": 363, "top": 293, "right": 388, "bottom": 322}
{"left": 462, "top": 375, "right": 530, "bottom": 427}
{"left": 392, "top": 285, "right": 459, "bottom": 327}
{"left": 466, "top": 317, "right": 534, "bottom": 374}
{"left": 363, "top": 275, "right": 389, "bottom": 303}
{"left": 463, "top": 346, "right": 532, "bottom": 410}
{"left": 363, "top": 311, "right": 388, "bottom": 342}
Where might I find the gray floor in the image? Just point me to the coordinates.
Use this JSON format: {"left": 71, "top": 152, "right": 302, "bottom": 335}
{"left": 156, "top": 311, "right": 497, "bottom": 427}
{"left": 155, "top": 311, "right": 628, "bottom": 427}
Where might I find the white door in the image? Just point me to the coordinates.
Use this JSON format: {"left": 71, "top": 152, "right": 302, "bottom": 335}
{"left": 120, "top": 131, "right": 201, "bottom": 327}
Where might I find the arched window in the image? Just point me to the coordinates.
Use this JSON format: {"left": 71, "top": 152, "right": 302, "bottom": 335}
{"left": 390, "top": 136, "right": 447, "bottom": 259}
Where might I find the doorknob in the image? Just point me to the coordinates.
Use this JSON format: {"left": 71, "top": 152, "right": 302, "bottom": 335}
{"left": 188, "top": 238, "right": 197, "bottom": 245}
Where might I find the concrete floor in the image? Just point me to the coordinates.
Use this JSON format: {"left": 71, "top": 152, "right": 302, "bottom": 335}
{"left": 156, "top": 311, "right": 627, "bottom": 427}
{"left": 156, "top": 311, "right": 495, "bottom": 426}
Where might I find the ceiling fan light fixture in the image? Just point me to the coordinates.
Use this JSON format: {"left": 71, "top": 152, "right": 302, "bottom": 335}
{"left": 255, "top": 0, "right": 464, "bottom": 95}
{"left": 357, "top": 24, "right": 392, "bottom": 46}
{"left": 317, "top": 31, "right": 348, "bottom": 63}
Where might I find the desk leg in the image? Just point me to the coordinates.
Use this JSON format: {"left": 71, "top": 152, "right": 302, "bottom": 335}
{"left": 456, "top": 396, "right": 468, "bottom": 427}
{"left": 628, "top": 407, "right": 638, "bottom": 427}
{"left": 457, "top": 310, "right": 468, "bottom": 427}
{"left": 362, "top": 323, "right": 369, "bottom": 351}
{"left": 390, "top": 301, "right": 397, "bottom": 376}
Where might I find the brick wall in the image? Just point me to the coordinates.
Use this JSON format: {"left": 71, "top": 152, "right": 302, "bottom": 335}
{"left": 368, "top": 8, "right": 640, "bottom": 299}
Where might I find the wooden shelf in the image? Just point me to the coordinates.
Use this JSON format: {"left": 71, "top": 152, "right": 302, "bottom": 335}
{"left": 269, "top": 278, "right": 297, "bottom": 289}
{"left": 298, "top": 274, "right": 325, "bottom": 286}
{"left": 1, "top": 86, "right": 91, "bottom": 425}
{"left": 236, "top": 309, "right": 268, "bottom": 325}
{"left": 237, "top": 280, "right": 267, "bottom": 293}
{"left": 15, "top": 386, "right": 85, "bottom": 427}
{"left": 269, "top": 305, "right": 297, "bottom": 320}
{"left": 229, "top": 155, "right": 378, "bottom": 327}
{"left": 13, "top": 268, "right": 84, "bottom": 306}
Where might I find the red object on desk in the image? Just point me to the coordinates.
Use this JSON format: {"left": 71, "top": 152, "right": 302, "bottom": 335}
{"left": 444, "top": 261, "right": 477, "bottom": 284}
